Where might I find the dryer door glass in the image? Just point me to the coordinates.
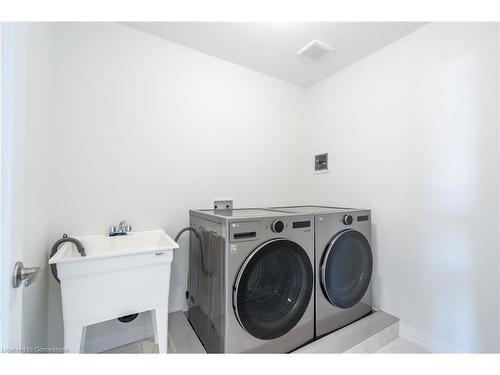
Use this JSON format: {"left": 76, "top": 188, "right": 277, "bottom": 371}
{"left": 234, "top": 239, "right": 313, "bottom": 340}
{"left": 321, "top": 230, "right": 373, "bottom": 309}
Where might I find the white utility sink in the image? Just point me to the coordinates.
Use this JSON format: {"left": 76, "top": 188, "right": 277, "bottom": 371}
{"left": 49, "top": 229, "right": 179, "bottom": 353}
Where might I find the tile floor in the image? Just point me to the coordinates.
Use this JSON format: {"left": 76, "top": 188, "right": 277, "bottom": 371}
{"left": 103, "top": 337, "right": 161, "bottom": 354}
{"left": 376, "top": 338, "right": 430, "bottom": 353}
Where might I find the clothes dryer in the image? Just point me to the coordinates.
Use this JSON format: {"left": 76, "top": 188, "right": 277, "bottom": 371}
{"left": 271, "top": 206, "right": 373, "bottom": 338}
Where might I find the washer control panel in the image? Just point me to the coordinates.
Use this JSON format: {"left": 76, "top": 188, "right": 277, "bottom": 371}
{"left": 230, "top": 221, "right": 259, "bottom": 242}
{"left": 292, "top": 220, "right": 311, "bottom": 229}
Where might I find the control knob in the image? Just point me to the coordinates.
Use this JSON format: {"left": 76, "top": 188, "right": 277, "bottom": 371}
{"left": 343, "top": 215, "right": 353, "bottom": 225}
{"left": 271, "top": 220, "right": 285, "bottom": 233}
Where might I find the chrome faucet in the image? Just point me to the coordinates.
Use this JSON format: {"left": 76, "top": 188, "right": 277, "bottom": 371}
{"left": 109, "top": 220, "right": 132, "bottom": 236}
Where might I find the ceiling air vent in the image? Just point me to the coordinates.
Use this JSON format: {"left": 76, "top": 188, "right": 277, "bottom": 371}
{"left": 297, "top": 39, "right": 333, "bottom": 61}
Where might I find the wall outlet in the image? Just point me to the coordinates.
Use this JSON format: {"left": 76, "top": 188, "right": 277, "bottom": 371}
{"left": 211, "top": 197, "right": 234, "bottom": 210}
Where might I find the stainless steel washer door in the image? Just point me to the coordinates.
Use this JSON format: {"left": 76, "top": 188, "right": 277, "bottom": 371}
{"left": 233, "top": 239, "right": 313, "bottom": 340}
{"left": 320, "top": 229, "right": 373, "bottom": 309}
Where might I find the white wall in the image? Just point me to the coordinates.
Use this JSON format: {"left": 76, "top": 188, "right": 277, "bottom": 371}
{"left": 304, "top": 23, "right": 500, "bottom": 352}
{"left": 14, "top": 22, "right": 500, "bottom": 353}
{"left": 46, "top": 22, "right": 307, "bottom": 349}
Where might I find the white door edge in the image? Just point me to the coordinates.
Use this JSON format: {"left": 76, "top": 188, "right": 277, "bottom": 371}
{"left": 1, "top": 22, "right": 26, "bottom": 352}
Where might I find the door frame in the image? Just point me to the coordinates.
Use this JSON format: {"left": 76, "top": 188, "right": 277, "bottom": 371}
{"left": 1, "top": 22, "right": 26, "bottom": 352}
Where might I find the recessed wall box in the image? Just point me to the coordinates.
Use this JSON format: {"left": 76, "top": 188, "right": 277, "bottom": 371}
{"left": 315, "top": 153, "right": 328, "bottom": 171}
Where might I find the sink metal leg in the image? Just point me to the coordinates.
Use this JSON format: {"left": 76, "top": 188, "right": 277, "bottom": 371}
{"left": 153, "top": 307, "right": 168, "bottom": 353}
{"left": 64, "top": 325, "right": 85, "bottom": 353}
{"left": 151, "top": 310, "right": 158, "bottom": 344}
{"left": 81, "top": 326, "right": 87, "bottom": 352}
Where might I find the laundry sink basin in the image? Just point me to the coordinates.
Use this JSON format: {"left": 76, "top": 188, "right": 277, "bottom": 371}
{"left": 49, "top": 229, "right": 178, "bottom": 264}
{"left": 49, "top": 229, "right": 179, "bottom": 353}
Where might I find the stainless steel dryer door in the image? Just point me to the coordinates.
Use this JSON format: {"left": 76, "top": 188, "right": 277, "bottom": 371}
{"left": 320, "top": 229, "right": 373, "bottom": 309}
{"left": 233, "top": 239, "right": 313, "bottom": 340}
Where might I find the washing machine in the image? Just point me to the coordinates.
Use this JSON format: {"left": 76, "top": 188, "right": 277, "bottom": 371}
{"left": 270, "top": 206, "right": 373, "bottom": 338}
{"left": 187, "top": 208, "right": 315, "bottom": 353}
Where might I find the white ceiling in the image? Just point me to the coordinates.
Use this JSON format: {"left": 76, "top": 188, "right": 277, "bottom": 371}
{"left": 123, "top": 22, "right": 426, "bottom": 87}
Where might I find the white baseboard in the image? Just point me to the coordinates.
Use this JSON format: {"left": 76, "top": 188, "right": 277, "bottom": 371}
{"left": 399, "top": 323, "right": 457, "bottom": 353}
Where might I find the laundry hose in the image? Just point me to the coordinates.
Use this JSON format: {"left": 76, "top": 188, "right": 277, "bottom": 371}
{"left": 49, "top": 234, "right": 86, "bottom": 283}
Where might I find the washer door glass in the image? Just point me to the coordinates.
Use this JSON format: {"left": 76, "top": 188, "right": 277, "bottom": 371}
{"left": 234, "top": 239, "right": 313, "bottom": 340}
{"left": 321, "top": 230, "right": 373, "bottom": 309}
